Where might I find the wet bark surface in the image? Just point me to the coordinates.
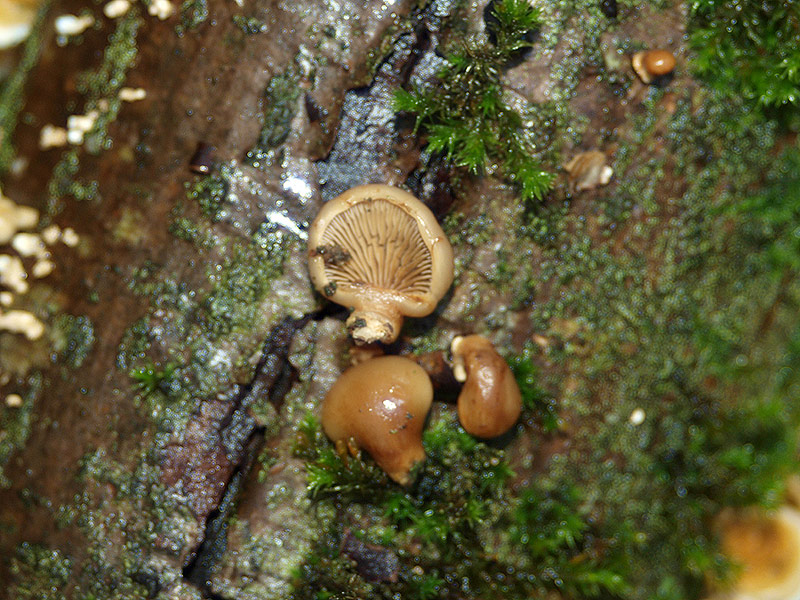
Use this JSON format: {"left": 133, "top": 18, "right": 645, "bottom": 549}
{"left": 0, "top": 0, "right": 756, "bottom": 597}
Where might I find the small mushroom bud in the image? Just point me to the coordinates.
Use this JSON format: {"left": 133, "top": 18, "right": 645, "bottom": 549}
{"left": 321, "top": 356, "right": 433, "bottom": 484}
{"left": 631, "top": 49, "right": 676, "bottom": 85}
{"left": 451, "top": 335, "right": 522, "bottom": 438}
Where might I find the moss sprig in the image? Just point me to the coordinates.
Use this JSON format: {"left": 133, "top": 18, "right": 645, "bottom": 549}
{"left": 394, "top": 0, "right": 554, "bottom": 203}
{"left": 689, "top": 0, "right": 800, "bottom": 117}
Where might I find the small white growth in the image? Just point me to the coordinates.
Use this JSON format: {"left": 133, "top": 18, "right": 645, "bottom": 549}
{"left": 599, "top": 165, "right": 614, "bottom": 186}
{"left": 0, "top": 23, "right": 33, "bottom": 50}
{"left": 0, "top": 254, "right": 28, "bottom": 293}
{"left": 0, "top": 291, "right": 12, "bottom": 306}
{"left": 103, "top": 0, "right": 131, "bottom": 18}
{"left": 67, "top": 110, "right": 99, "bottom": 145}
{"left": 5, "top": 393, "right": 23, "bottom": 407}
{"left": 11, "top": 232, "right": 46, "bottom": 258}
{"left": 0, "top": 309, "right": 44, "bottom": 340}
{"left": 0, "top": 194, "right": 38, "bottom": 244}
{"left": 119, "top": 87, "right": 147, "bottom": 102}
{"left": 61, "top": 228, "right": 80, "bottom": 247}
{"left": 148, "top": 0, "right": 175, "bottom": 20}
{"left": 40, "top": 225, "right": 61, "bottom": 246}
{"left": 629, "top": 408, "right": 646, "bottom": 426}
{"left": 54, "top": 14, "right": 94, "bottom": 36}
{"left": 39, "top": 124, "right": 69, "bottom": 150}
{"left": 32, "top": 259, "right": 55, "bottom": 279}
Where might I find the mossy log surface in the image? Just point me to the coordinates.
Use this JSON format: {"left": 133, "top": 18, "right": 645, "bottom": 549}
{"left": 1, "top": 0, "right": 798, "bottom": 598}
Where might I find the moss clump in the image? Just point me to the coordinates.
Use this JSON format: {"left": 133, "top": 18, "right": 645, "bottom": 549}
{"left": 201, "top": 230, "right": 288, "bottom": 337}
{"left": 689, "top": 0, "right": 800, "bottom": 117}
{"left": 232, "top": 14, "right": 267, "bottom": 34}
{"left": 176, "top": 0, "right": 209, "bottom": 34}
{"left": 0, "top": 1, "right": 50, "bottom": 175}
{"left": 395, "top": 0, "right": 554, "bottom": 203}
{"left": 52, "top": 315, "right": 96, "bottom": 370}
{"left": 9, "top": 543, "right": 72, "bottom": 600}
{"left": 46, "top": 11, "right": 141, "bottom": 207}
{"left": 0, "top": 376, "right": 40, "bottom": 488}
{"left": 245, "top": 70, "right": 301, "bottom": 168}
{"left": 292, "top": 413, "right": 388, "bottom": 500}
{"left": 185, "top": 166, "right": 231, "bottom": 222}
{"left": 129, "top": 360, "right": 179, "bottom": 398}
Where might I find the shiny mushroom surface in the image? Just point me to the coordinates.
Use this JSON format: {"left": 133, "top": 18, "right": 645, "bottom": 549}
{"left": 307, "top": 184, "right": 454, "bottom": 345}
{"left": 321, "top": 355, "right": 433, "bottom": 485}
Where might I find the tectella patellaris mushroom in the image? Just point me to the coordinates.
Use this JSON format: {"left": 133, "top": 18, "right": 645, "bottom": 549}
{"left": 307, "top": 184, "right": 454, "bottom": 345}
{"left": 451, "top": 335, "right": 522, "bottom": 438}
{"left": 321, "top": 355, "right": 433, "bottom": 485}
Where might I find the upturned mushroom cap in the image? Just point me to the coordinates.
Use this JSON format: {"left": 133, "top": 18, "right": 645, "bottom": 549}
{"left": 307, "top": 184, "right": 454, "bottom": 345}
{"left": 451, "top": 335, "right": 522, "bottom": 439}
{"left": 321, "top": 355, "right": 433, "bottom": 484}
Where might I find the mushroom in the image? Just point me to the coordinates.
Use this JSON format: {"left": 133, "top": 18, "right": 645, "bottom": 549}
{"left": 321, "top": 355, "right": 433, "bottom": 485}
{"left": 451, "top": 335, "right": 522, "bottom": 438}
{"left": 564, "top": 150, "right": 613, "bottom": 192}
{"left": 307, "top": 184, "right": 454, "bottom": 345}
{"left": 631, "top": 49, "right": 676, "bottom": 85}
{"left": 715, "top": 506, "right": 800, "bottom": 600}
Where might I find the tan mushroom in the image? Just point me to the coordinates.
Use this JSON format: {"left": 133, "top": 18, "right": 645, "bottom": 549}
{"left": 714, "top": 506, "right": 800, "bottom": 600}
{"left": 321, "top": 355, "right": 433, "bottom": 485}
{"left": 307, "top": 184, "right": 454, "bottom": 345}
{"left": 631, "top": 49, "right": 676, "bottom": 85}
{"left": 451, "top": 335, "right": 522, "bottom": 438}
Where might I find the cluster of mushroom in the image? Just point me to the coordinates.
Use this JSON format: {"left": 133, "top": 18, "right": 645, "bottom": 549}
{"left": 307, "top": 184, "right": 522, "bottom": 484}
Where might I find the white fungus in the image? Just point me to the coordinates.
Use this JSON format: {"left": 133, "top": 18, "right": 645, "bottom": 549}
{"left": 5, "top": 393, "right": 23, "bottom": 407}
{"left": 148, "top": 0, "right": 175, "bottom": 20}
{"left": 54, "top": 14, "right": 94, "bottom": 37}
{"left": 39, "top": 125, "right": 69, "bottom": 150}
{"left": 629, "top": 408, "right": 646, "bottom": 426}
{"left": 0, "top": 291, "right": 12, "bottom": 306}
{"left": 0, "top": 309, "right": 44, "bottom": 340}
{"left": 61, "top": 228, "right": 80, "bottom": 247}
{"left": 0, "top": 254, "right": 28, "bottom": 293}
{"left": 11, "top": 232, "right": 46, "bottom": 258}
{"left": 40, "top": 225, "right": 61, "bottom": 246}
{"left": 0, "top": 195, "right": 38, "bottom": 244}
{"left": 119, "top": 87, "right": 147, "bottom": 102}
{"left": 32, "top": 259, "right": 55, "bottom": 279}
{"left": 67, "top": 110, "right": 99, "bottom": 145}
{"left": 103, "top": 0, "right": 131, "bottom": 18}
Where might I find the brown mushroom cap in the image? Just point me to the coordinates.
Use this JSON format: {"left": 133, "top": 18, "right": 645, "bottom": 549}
{"left": 451, "top": 335, "right": 522, "bottom": 438}
{"left": 307, "top": 184, "right": 454, "bottom": 345}
{"left": 321, "top": 355, "right": 433, "bottom": 484}
{"left": 631, "top": 49, "right": 676, "bottom": 84}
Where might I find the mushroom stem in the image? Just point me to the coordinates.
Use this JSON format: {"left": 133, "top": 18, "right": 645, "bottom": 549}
{"left": 346, "top": 304, "right": 403, "bottom": 345}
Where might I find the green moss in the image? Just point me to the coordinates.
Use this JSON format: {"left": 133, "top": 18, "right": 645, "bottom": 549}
{"left": 185, "top": 165, "right": 231, "bottom": 222}
{"left": 689, "top": 0, "right": 800, "bottom": 118}
{"left": 245, "top": 70, "right": 301, "bottom": 168}
{"left": 176, "top": 0, "right": 209, "bottom": 34}
{"left": 0, "top": 1, "right": 50, "bottom": 175}
{"left": 0, "top": 375, "right": 40, "bottom": 488}
{"left": 52, "top": 315, "right": 96, "bottom": 370}
{"left": 46, "top": 11, "right": 141, "bottom": 207}
{"left": 9, "top": 543, "right": 72, "bottom": 600}
{"left": 232, "top": 14, "right": 267, "bottom": 34}
{"left": 201, "top": 229, "right": 288, "bottom": 337}
{"left": 292, "top": 413, "right": 388, "bottom": 500}
{"left": 395, "top": 0, "right": 553, "bottom": 202}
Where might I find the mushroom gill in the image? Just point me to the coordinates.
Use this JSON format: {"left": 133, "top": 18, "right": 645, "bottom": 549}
{"left": 308, "top": 184, "right": 454, "bottom": 345}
